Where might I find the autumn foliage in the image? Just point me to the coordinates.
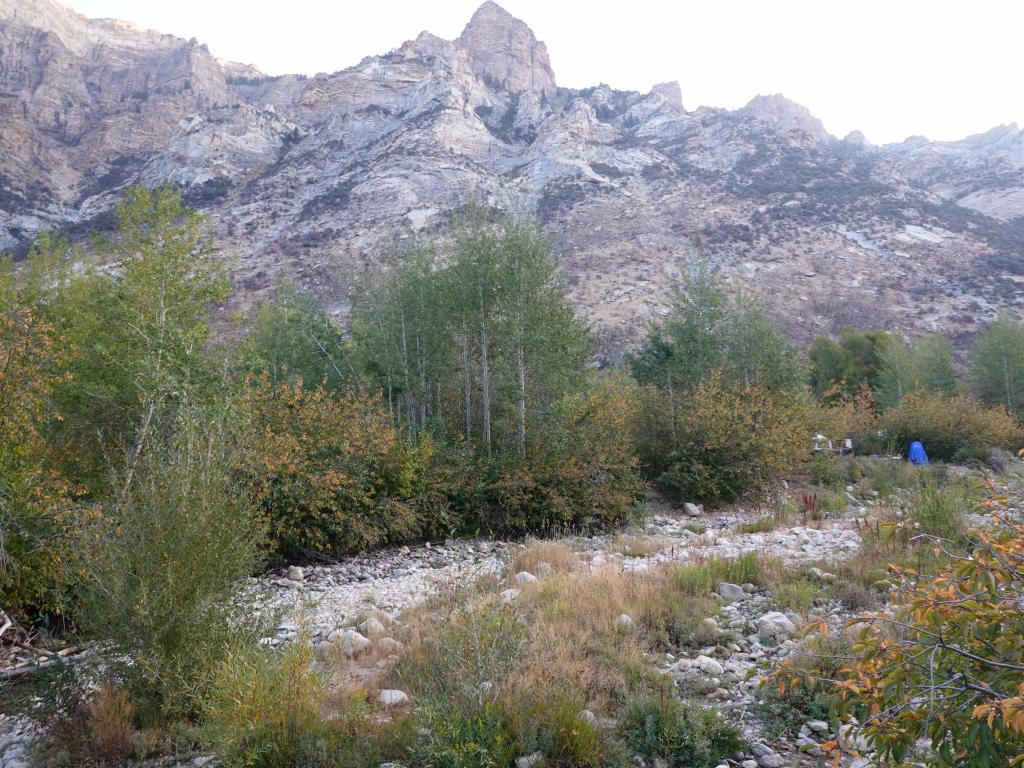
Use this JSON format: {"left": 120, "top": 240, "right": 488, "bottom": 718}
{"left": 236, "top": 379, "right": 428, "bottom": 560}
{"left": 634, "top": 373, "right": 810, "bottom": 505}
{"left": 879, "top": 391, "right": 1023, "bottom": 460}
{"left": 784, "top": 478, "right": 1024, "bottom": 767}
{"left": 479, "top": 375, "right": 643, "bottom": 535}
{"left": 0, "top": 303, "right": 77, "bottom": 623}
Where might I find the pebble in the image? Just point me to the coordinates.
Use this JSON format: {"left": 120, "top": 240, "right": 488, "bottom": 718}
{"left": 617, "top": 613, "right": 635, "bottom": 630}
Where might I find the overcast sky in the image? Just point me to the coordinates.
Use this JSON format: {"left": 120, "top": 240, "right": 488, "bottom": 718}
{"left": 70, "top": 0, "right": 1022, "bottom": 145}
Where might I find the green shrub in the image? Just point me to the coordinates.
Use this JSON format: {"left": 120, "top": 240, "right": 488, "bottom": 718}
{"left": 478, "top": 377, "right": 644, "bottom": 537}
{"left": 810, "top": 453, "right": 840, "bottom": 487}
{"left": 953, "top": 444, "right": 992, "bottom": 467}
{"left": 0, "top": 299, "right": 78, "bottom": 625}
{"left": 76, "top": 406, "right": 266, "bottom": 722}
{"left": 503, "top": 686, "right": 610, "bottom": 768}
{"left": 816, "top": 487, "right": 848, "bottom": 516}
{"left": 759, "top": 635, "right": 850, "bottom": 738}
{"left": 879, "top": 391, "right": 1023, "bottom": 461}
{"left": 621, "top": 695, "right": 745, "bottom": 768}
{"left": 636, "top": 376, "right": 809, "bottom": 506}
{"left": 203, "top": 634, "right": 324, "bottom": 767}
{"left": 204, "top": 633, "right": 414, "bottom": 768}
{"left": 837, "top": 457, "right": 864, "bottom": 484}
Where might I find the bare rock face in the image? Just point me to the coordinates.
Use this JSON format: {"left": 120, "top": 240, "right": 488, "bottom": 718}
{"left": 880, "top": 124, "right": 1024, "bottom": 222}
{"left": 651, "top": 81, "right": 684, "bottom": 111}
{"left": 457, "top": 0, "right": 556, "bottom": 97}
{"left": 843, "top": 130, "right": 871, "bottom": 147}
{"left": 2, "top": 0, "right": 1024, "bottom": 352}
{"left": 0, "top": 0, "right": 243, "bottom": 233}
{"left": 738, "top": 93, "right": 831, "bottom": 143}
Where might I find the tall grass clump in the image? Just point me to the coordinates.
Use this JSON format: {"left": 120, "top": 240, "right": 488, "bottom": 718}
{"left": 203, "top": 634, "right": 324, "bottom": 767}
{"left": 673, "top": 554, "right": 779, "bottom": 595}
{"left": 399, "top": 602, "right": 530, "bottom": 767}
{"left": 905, "top": 470, "right": 976, "bottom": 542}
{"left": 868, "top": 458, "right": 918, "bottom": 500}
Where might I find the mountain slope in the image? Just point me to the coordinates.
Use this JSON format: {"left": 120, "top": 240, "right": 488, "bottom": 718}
{"left": 2, "top": 0, "right": 1023, "bottom": 349}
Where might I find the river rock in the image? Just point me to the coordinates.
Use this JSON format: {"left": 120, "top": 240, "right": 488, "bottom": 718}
{"left": 757, "top": 611, "right": 797, "bottom": 637}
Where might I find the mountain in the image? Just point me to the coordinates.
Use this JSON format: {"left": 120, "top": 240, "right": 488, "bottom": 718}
{"left": 3, "top": 0, "right": 1023, "bottom": 350}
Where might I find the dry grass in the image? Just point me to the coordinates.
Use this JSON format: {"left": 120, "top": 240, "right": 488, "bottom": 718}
{"left": 735, "top": 517, "right": 778, "bottom": 534}
{"left": 43, "top": 680, "right": 138, "bottom": 766}
{"left": 605, "top": 534, "right": 666, "bottom": 558}
{"left": 510, "top": 538, "right": 582, "bottom": 576}
{"left": 86, "top": 682, "right": 135, "bottom": 763}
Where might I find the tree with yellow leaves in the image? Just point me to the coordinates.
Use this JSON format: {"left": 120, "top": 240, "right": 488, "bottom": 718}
{"left": 829, "top": 478, "right": 1024, "bottom": 767}
{"left": 0, "top": 275, "right": 76, "bottom": 623}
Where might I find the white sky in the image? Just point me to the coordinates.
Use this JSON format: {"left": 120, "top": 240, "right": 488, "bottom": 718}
{"left": 69, "top": 0, "right": 1023, "bottom": 145}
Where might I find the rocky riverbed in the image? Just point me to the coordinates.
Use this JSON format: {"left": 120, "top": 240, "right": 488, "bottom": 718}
{"left": 1, "top": 498, "right": 880, "bottom": 768}
{"left": 254, "top": 502, "right": 864, "bottom": 645}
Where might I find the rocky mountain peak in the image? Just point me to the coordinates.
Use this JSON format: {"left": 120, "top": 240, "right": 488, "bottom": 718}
{"left": 3, "top": 0, "right": 1024, "bottom": 355}
{"left": 456, "top": 1, "right": 556, "bottom": 97}
{"left": 739, "top": 93, "right": 830, "bottom": 142}
{"left": 650, "top": 81, "right": 684, "bottom": 111}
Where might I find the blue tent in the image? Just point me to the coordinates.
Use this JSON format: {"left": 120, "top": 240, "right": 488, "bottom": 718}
{"left": 908, "top": 441, "right": 928, "bottom": 465}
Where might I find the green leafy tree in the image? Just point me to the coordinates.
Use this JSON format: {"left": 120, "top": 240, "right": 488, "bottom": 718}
{"left": 875, "top": 338, "right": 915, "bottom": 410}
{"left": 37, "top": 186, "right": 231, "bottom": 492}
{"left": 630, "top": 258, "right": 724, "bottom": 394}
{"left": 876, "top": 334, "right": 957, "bottom": 410}
{"left": 354, "top": 240, "right": 452, "bottom": 436}
{"left": 355, "top": 207, "right": 635, "bottom": 533}
{"left": 629, "top": 258, "right": 803, "bottom": 397}
{"left": 357, "top": 207, "right": 592, "bottom": 461}
{"left": 913, "top": 334, "right": 957, "bottom": 395}
{"left": 238, "top": 283, "right": 356, "bottom": 391}
{"left": 971, "top": 314, "right": 1024, "bottom": 418}
{"left": 809, "top": 327, "right": 893, "bottom": 399}
{"left": 722, "top": 289, "right": 805, "bottom": 392}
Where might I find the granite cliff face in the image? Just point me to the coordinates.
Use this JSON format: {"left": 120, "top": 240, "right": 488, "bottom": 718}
{"left": 2, "top": 0, "right": 1023, "bottom": 350}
